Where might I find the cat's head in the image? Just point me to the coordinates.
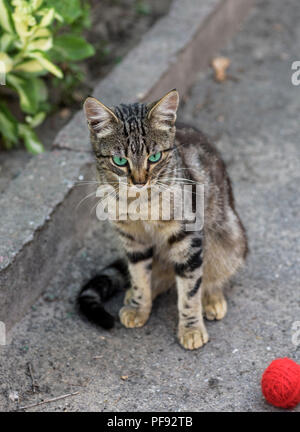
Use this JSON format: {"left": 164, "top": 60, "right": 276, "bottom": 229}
{"left": 83, "top": 89, "right": 179, "bottom": 188}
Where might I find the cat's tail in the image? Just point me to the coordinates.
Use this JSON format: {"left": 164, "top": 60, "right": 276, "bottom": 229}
{"left": 77, "top": 259, "right": 129, "bottom": 329}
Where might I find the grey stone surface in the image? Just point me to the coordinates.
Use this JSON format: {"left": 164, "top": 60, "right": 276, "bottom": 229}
{"left": 54, "top": 0, "right": 254, "bottom": 153}
{"left": 0, "top": 0, "right": 299, "bottom": 412}
{"left": 0, "top": 150, "right": 31, "bottom": 195}
{"left": 0, "top": 151, "right": 91, "bottom": 272}
{"left": 0, "top": 151, "right": 95, "bottom": 329}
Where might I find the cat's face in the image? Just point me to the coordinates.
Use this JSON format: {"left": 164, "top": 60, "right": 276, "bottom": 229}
{"left": 83, "top": 90, "right": 179, "bottom": 189}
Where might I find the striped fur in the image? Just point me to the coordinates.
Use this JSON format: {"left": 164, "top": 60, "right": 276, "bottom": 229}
{"left": 83, "top": 90, "right": 248, "bottom": 350}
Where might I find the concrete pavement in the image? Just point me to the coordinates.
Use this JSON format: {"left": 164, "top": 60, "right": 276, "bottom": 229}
{"left": 0, "top": 0, "right": 299, "bottom": 412}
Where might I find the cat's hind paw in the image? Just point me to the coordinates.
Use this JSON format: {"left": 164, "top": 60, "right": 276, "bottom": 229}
{"left": 178, "top": 325, "right": 209, "bottom": 350}
{"left": 119, "top": 306, "right": 150, "bottom": 328}
{"left": 202, "top": 291, "right": 227, "bottom": 321}
{"left": 124, "top": 288, "right": 134, "bottom": 305}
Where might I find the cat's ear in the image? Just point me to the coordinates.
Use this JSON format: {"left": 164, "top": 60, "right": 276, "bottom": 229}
{"left": 83, "top": 97, "right": 119, "bottom": 137}
{"left": 147, "top": 89, "right": 179, "bottom": 131}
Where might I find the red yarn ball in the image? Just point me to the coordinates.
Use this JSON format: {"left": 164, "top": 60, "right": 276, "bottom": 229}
{"left": 261, "top": 358, "right": 300, "bottom": 409}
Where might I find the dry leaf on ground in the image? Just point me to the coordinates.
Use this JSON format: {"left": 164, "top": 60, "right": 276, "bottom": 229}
{"left": 212, "top": 57, "right": 230, "bottom": 82}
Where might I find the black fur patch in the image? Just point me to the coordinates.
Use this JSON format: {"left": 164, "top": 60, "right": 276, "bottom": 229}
{"left": 186, "top": 319, "right": 199, "bottom": 328}
{"left": 191, "top": 237, "right": 202, "bottom": 248}
{"left": 130, "top": 298, "right": 140, "bottom": 306}
{"left": 174, "top": 251, "right": 203, "bottom": 277}
{"left": 188, "top": 277, "right": 202, "bottom": 298}
{"left": 127, "top": 247, "right": 153, "bottom": 263}
{"left": 115, "top": 228, "right": 136, "bottom": 242}
{"left": 168, "top": 229, "right": 190, "bottom": 245}
{"left": 77, "top": 259, "right": 129, "bottom": 329}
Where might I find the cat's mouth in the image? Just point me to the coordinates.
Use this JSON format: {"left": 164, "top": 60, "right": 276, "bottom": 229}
{"left": 129, "top": 182, "right": 149, "bottom": 192}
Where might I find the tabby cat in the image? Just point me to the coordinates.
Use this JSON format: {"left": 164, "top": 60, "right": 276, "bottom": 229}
{"left": 83, "top": 89, "right": 247, "bottom": 350}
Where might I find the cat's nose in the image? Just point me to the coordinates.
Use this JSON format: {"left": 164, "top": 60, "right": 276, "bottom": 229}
{"left": 131, "top": 177, "right": 147, "bottom": 187}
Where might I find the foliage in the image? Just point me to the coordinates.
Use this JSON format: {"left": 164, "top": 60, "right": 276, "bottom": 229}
{"left": 0, "top": 0, "right": 94, "bottom": 153}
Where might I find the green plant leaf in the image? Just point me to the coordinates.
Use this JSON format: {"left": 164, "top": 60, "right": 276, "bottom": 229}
{"left": 31, "top": 0, "right": 44, "bottom": 11}
{"left": 39, "top": 7, "right": 55, "bottom": 27}
{"left": 33, "top": 77, "right": 48, "bottom": 102}
{"left": 25, "top": 111, "right": 46, "bottom": 127}
{"left": 18, "top": 123, "right": 44, "bottom": 154}
{"left": 52, "top": 34, "right": 95, "bottom": 61}
{"left": 45, "top": 0, "right": 82, "bottom": 24}
{"left": 0, "top": 52, "right": 13, "bottom": 73}
{"left": 7, "top": 74, "right": 37, "bottom": 114}
{"left": 11, "top": 7, "right": 36, "bottom": 42}
{"left": 27, "top": 50, "right": 63, "bottom": 78}
{"left": 0, "top": 0, "right": 93, "bottom": 154}
{"left": 33, "top": 27, "right": 51, "bottom": 39}
{"left": 0, "top": 33, "right": 16, "bottom": 51}
{"left": 6, "top": 74, "right": 47, "bottom": 114}
{"left": 27, "top": 37, "right": 53, "bottom": 52}
{"left": 14, "top": 59, "right": 45, "bottom": 73}
{"left": 0, "top": 0, "right": 14, "bottom": 33}
{"left": 0, "top": 102, "right": 18, "bottom": 148}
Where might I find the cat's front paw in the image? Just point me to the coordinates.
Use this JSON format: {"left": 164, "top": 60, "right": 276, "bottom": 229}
{"left": 119, "top": 306, "right": 150, "bottom": 328}
{"left": 178, "top": 325, "right": 209, "bottom": 350}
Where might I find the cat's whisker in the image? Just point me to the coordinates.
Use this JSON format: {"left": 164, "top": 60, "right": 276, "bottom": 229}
{"left": 161, "top": 167, "right": 199, "bottom": 177}
{"left": 153, "top": 182, "right": 171, "bottom": 192}
{"left": 90, "top": 188, "right": 119, "bottom": 215}
{"left": 165, "top": 166, "right": 200, "bottom": 171}
{"left": 156, "top": 183, "right": 184, "bottom": 194}
{"left": 162, "top": 177, "right": 200, "bottom": 183}
{"left": 75, "top": 180, "right": 99, "bottom": 183}
{"left": 157, "top": 180, "right": 204, "bottom": 198}
{"left": 74, "top": 183, "right": 99, "bottom": 187}
{"left": 74, "top": 181, "right": 126, "bottom": 192}
{"left": 76, "top": 191, "right": 98, "bottom": 210}
{"left": 161, "top": 180, "right": 203, "bottom": 190}
{"left": 90, "top": 200, "right": 100, "bottom": 216}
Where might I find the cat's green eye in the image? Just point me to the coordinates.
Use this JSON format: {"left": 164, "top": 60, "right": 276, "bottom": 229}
{"left": 148, "top": 152, "right": 162, "bottom": 163}
{"left": 112, "top": 156, "right": 128, "bottom": 166}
